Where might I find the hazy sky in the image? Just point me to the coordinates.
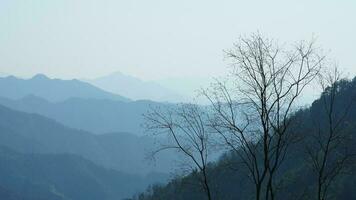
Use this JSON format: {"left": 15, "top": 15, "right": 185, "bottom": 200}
{"left": 0, "top": 0, "right": 355, "bottom": 80}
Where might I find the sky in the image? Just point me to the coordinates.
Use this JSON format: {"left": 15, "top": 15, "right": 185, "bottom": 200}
{"left": 0, "top": 0, "right": 355, "bottom": 81}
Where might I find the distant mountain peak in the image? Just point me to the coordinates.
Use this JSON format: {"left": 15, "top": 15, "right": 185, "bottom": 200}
{"left": 87, "top": 72, "right": 186, "bottom": 102}
{"left": 110, "top": 71, "right": 125, "bottom": 76}
{"left": 4, "top": 75, "right": 18, "bottom": 80}
{"left": 32, "top": 73, "right": 49, "bottom": 80}
{"left": 103, "top": 71, "right": 142, "bottom": 82}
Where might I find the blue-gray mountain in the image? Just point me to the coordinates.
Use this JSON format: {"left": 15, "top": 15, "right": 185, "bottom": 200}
{"left": 0, "top": 95, "right": 160, "bottom": 134}
{"left": 0, "top": 104, "right": 174, "bottom": 175}
{"left": 85, "top": 71, "right": 187, "bottom": 102}
{"left": 0, "top": 73, "right": 181, "bottom": 200}
{"left": 0, "top": 146, "right": 157, "bottom": 200}
{"left": 0, "top": 74, "right": 130, "bottom": 102}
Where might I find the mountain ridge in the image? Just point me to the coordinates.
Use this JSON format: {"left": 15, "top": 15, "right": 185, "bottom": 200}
{"left": 0, "top": 95, "right": 161, "bottom": 134}
{"left": 0, "top": 103, "right": 176, "bottom": 175}
{"left": 0, "top": 74, "right": 130, "bottom": 102}
{"left": 85, "top": 71, "right": 187, "bottom": 102}
{"left": 0, "top": 145, "right": 156, "bottom": 200}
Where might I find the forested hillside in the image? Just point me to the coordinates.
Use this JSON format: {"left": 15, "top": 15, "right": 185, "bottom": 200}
{"left": 133, "top": 78, "right": 356, "bottom": 200}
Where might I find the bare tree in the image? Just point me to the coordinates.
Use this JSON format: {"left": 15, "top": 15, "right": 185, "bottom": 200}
{"left": 306, "top": 67, "right": 355, "bottom": 200}
{"left": 202, "top": 33, "right": 323, "bottom": 200}
{"left": 144, "top": 104, "right": 214, "bottom": 200}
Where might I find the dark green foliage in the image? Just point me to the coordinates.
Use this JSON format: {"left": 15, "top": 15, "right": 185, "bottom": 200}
{"left": 134, "top": 78, "right": 356, "bottom": 200}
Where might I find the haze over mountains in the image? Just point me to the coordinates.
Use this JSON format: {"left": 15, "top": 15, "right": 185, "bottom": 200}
{"left": 0, "top": 95, "right": 154, "bottom": 134}
{"left": 0, "top": 104, "right": 176, "bottom": 174}
{"left": 85, "top": 72, "right": 188, "bottom": 102}
{"left": 0, "top": 73, "right": 182, "bottom": 199}
{"left": 0, "top": 74, "right": 130, "bottom": 102}
{"left": 1, "top": 71, "right": 355, "bottom": 200}
{"left": 1, "top": 0, "right": 354, "bottom": 199}
{"left": 0, "top": 74, "right": 181, "bottom": 134}
{"left": 0, "top": 146, "right": 151, "bottom": 200}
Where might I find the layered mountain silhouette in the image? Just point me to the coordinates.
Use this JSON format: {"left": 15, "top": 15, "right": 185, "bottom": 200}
{"left": 0, "top": 95, "right": 159, "bottom": 134}
{"left": 0, "top": 146, "right": 157, "bottom": 200}
{"left": 0, "top": 104, "right": 175, "bottom": 175}
{"left": 0, "top": 74, "right": 130, "bottom": 102}
{"left": 0, "top": 73, "right": 183, "bottom": 199}
{"left": 85, "top": 72, "right": 187, "bottom": 102}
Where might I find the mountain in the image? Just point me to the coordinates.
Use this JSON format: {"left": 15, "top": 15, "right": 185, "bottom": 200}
{"left": 0, "top": 104, "right": 175, "bottom": 175}
{"left": 0, "top": 74, "right": 130, "bottom": 102}
{"left": 133, "top": 78, "right": 356, "bottom": 200}
{"left": 85, "top": 72, "right": 187, "bottom": 102}
{"left": 0, "top": 72, "right": 10, "bottom": 77}
{"left": 0, "top": 95, "right": 161, "bottom": 134}
{"left": 0, "top": 146, "right": 154, "bottom": 200}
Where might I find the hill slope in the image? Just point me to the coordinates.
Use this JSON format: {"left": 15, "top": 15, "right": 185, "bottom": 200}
{"left": 0, "top": 146, "right": 150, "bottom": 200}
{"left": 133, "top": 78, "right": 356, "bottom": 200}
{"left": 0, "top": 95, "right": 159, "bottom": 134}
{"left": 0, "top": 104, "right": 175, "bottom": 175}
